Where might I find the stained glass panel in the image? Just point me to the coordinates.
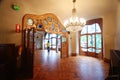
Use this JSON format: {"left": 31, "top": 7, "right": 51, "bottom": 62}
{"left": 48, "top": 17, "right": 52, "bottom": 21}
{"left": 43, "top": 19, "right": 48, "bottom": 25}
{"left": 62, "top": 28, "right": 66, "bottom": 32}
{"left": 52, "top": 22, "right": 54, "bottom": 30}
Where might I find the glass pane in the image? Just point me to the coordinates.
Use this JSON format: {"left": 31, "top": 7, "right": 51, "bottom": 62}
{"left": 88, "top": 24, "right": 95, "bottom": 33}
{"left": 88, "top": 35, "right": 95, "bottom": 47}
{"left": 52, "top": 22, "right": 54, "bottom": 30}
{"left": 81, "top": 48, "right": 87, "bottom": 51}
{"left": 27, "top": 18, "right": 33, "bottom": 26}
{"left": 51, "top": 45, "right": 56, "bottom": 48}
{"left": 58, "top": 39, "right": 61, "bottom": 45}
{"left": 96, "top": 50, "right": 101, "bottom": 53}
{"left": 58, "top": 25, "right": 60, "bottom": 29}
{"left": 57, "top": 34, "right": 61, "bottom": 38}
{"left": 62, "top": 28, "right": 66, "bottom": 32}
{"left": 81, "top": 26, "right": 87, "bottom": 34}
{"left": 81, "top": 35, "right": 87, "bottom": 47}
{"left": 48, "top": 17, "right": 52, "bottom": 21}
{"left": 96, "top": 23, "right": 101, "bottom": 32}
{"left": 96, "top": 34, "right": 101, "bottom": 48}
{"left": 44, "top": 39, "right": 48, "bottom": 48}
{"left": 50, "top": 34, "right": 56, "bottom": 38}
{"left": 88, "top": 48, "right": 95, "bottom": 52}
{"left": 52, "top": 38, "right": 56, "bottom": 45}
{"left": 45, "top": 33, "right": 49, "bottom": 38}
{"left": 62, "top": 37, "right": 66, "bottom": 42}
{"left": 43, "top": 19, "right": 48, "bottom": 25}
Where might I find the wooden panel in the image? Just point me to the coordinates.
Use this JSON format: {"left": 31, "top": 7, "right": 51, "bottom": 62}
{"left": 0, "top": 44, "right": 16, "bottom": 80}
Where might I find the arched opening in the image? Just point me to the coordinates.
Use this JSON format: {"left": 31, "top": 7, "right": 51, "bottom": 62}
{"left": 21, "top": 13, "right": 68, "bottom": 77}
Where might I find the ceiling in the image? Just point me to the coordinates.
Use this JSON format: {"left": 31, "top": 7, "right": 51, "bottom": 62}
{"left": 3, "top": 0, "right": 119, "bottom": 24}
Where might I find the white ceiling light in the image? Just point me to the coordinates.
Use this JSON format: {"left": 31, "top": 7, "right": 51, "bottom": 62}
{"left": 64, "top": 0, "right": 86, "bottom": 32}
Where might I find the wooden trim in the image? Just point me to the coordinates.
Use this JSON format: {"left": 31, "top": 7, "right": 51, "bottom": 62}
{"left": 103, "top": 58, "right": 110, "bottom": 63}
{"left": 71, "top": 53, "right": 77, "bottom": 56}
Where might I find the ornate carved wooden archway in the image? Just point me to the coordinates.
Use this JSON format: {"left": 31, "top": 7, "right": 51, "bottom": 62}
{"left": 22, "top": 13, "right": 68, "bottom": 58}
{"left": 21, "top": 13, "right": 68, "bottom": 78}
{"left": 22, "top": 13, "right": 66, "bottom": 34}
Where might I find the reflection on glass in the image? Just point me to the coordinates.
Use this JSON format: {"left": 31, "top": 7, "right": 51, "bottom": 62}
{"left": 81, "top": 35, "right": 87, "bottom": 47}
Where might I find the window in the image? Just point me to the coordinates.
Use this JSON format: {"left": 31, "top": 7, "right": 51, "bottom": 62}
{"left": 80, "top": 18, "right": 103, "bottom": 56}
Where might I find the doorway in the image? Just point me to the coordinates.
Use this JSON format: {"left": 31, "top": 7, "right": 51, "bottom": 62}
{"left": 34, "top": 31, "right": 61, "bottom": 53}
{"left": 21, "top": 13, "right": 68, "bottom": 78}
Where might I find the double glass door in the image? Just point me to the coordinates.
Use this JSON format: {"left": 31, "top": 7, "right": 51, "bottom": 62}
{"left": 80, "top": 23, "right": 102, "bottom": 58}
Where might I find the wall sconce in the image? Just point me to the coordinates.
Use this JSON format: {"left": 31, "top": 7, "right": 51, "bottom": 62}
{"left": 16, "top": 24, "right": 20, "bottom": 33}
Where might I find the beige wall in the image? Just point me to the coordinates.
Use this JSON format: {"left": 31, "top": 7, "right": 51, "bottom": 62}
{"left": 103, "top": 12, "right": 117, "bottom": 59}
{"left": 0, "top": 0, "right": 118, "bottom": 59}
{"left": 0, "top": 0, "right": 25, "bottom": 45}
{"left": 115, "top": 3, "right": 120, "bottom": 50}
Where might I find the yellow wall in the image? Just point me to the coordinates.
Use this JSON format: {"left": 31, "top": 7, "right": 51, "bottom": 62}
{"left": 103, "top": 12, "right": 116, "bottom": 59}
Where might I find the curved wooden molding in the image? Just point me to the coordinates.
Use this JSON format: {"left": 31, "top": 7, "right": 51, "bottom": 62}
{"left": 22, "top": 13, "right": 66, "bottom": 34}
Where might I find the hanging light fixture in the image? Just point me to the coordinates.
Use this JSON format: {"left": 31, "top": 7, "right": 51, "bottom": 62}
{"left": 64, "top": 0, "right": 86, "bottom": 32}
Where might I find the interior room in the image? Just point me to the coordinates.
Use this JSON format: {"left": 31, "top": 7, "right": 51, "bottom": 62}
{"left": 0, "top": 0, "right": 120, "bottom": 80}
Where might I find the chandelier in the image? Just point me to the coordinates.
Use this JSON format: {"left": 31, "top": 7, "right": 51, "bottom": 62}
{"left": 64, "top": 0, "right": 86, "bottom": 32}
